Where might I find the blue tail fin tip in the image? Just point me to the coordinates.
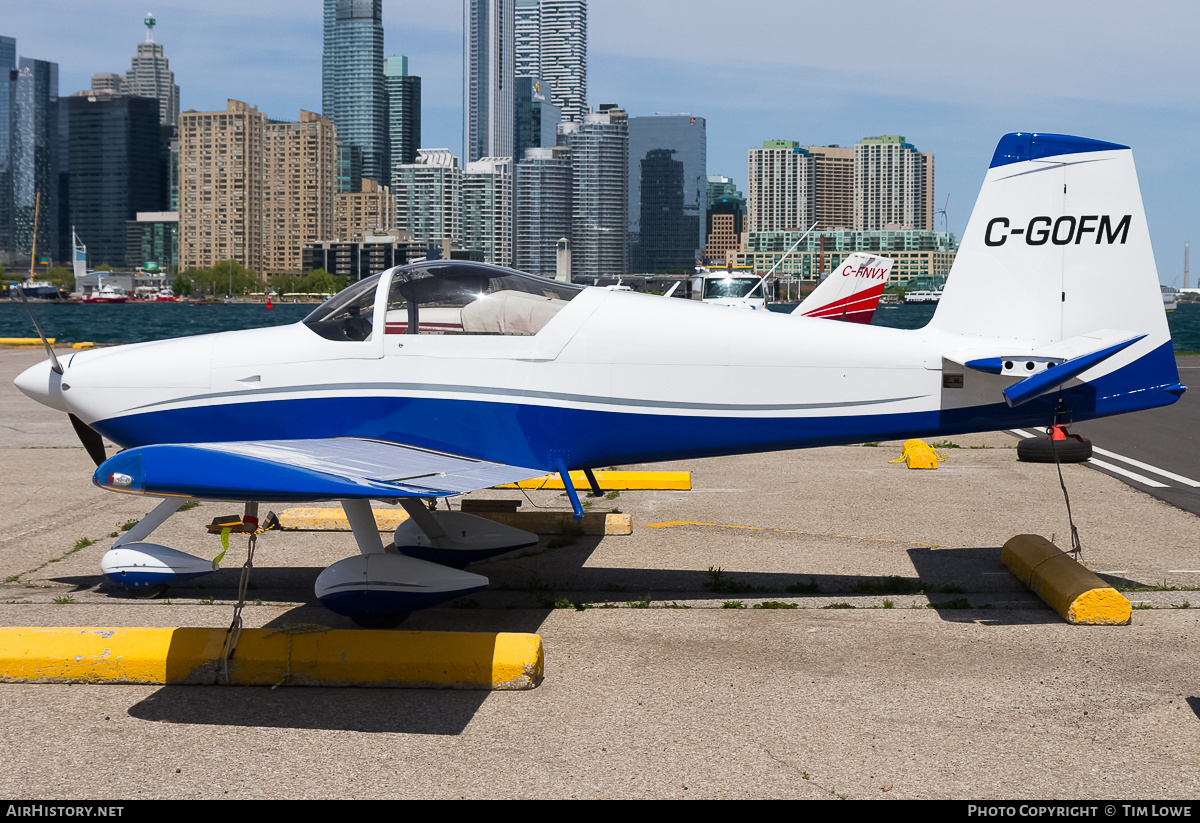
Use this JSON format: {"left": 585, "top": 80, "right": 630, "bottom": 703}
{"left": 990, "top": 133, "right": 1130, "bottom": 169}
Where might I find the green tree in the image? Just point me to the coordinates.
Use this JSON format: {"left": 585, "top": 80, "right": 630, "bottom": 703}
{"left": 43, "top": 266, "right": 74, "bottom": 292}
{"left": 304, "top": 268, "right": 348, "bottom": 296}
{"left": 183, "top": 261, "right": 261, "bottom": 297}
{"left": 268, "top": 273, "right": 302, "bottom": 296}
{"left": 173, "top": 272, "right": 194, "bottom": 296}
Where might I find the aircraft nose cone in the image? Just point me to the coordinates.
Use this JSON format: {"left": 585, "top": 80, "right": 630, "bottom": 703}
{"left": 14, "top": 358, "right": 70, "bottom": 413}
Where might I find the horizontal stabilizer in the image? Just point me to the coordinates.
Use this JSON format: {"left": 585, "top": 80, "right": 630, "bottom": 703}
{"left": 986, "top": 334, "right": 1145, "bottom": 407}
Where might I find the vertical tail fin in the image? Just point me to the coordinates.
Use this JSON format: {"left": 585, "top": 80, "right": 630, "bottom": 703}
{"left": 796, "top": 252, "right": 892, "bottom": 324}
{"left": 932, "top": 133, "right": 1182, "bottom": 417}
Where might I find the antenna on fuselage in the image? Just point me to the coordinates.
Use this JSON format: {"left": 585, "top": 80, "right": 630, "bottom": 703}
{"left": 744, "top": 221, "right": 818, "bottom": 299}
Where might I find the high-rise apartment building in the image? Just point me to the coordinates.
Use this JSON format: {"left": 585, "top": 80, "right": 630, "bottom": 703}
{"left": 515, "top": 145, "right": 571, "bottom": 278}
{"left": 464, "top": 0, "right": 514, "bottom": 164}
{"left": 538, "top": 1, "right": 587, "bottom": 123}
{"left": 323, "top": 0, "right": 388, "bottom": 184}
{"left": 854, "top": 135, "right": 933, "bottom": 231}
{"left": 393, "top": 148, "right": 462, "bottom": 246}
{"left": 65, "top": 93, "right": 162, "bottom": 268}
{"left": 179, "top": 101, "right": 335, "bottom": 275}
{"left": 628, "top": 114, "right": 705, "bottom": 272}
{"left": 179, "top": 100, "right": 264, "bottom": 272}
{"left": 336, "top": 178, "right": 394, "bottom": 242}
{"left": 261, "top": 111, "right": 337, "bottom": 274}
{"left": 738, "top": 227, "right": 954, "bottom": 285}
{"left": 462, "top": 156, "right": 513, "bottom": 265}
{"left": 123, "top": 14, "right": 180, "bottom": 128}
{"left": 514, "top": 1, "right": 587, "bottom": 124}
{"left": 385, "top": 56, "right": 421, "bottom": 174}
{"left": 89, "top": 73, "right": 125, "bottom": 96}
{"left": 705, "top": 178, "right": 745, "bottom": 265}
{"left": 803, "top": 145, "right": 854, "bottom": 231}
{"left": 558, "top": 106, "right": 627, "bottom": 278}
{"left": 514, "top": 0, "right": 541, "bottom": 77}
{"left": 747, "top": 140, "right": 815, "bottom": 235}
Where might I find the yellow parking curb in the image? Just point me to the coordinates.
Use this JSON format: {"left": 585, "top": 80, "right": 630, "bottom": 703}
{"left": 496, "top": 470, "right": 691, "bottom": 490}
{"left": 278, "top": 508, "right": 632, "bottom": 536}
{"left": 0, "top": 627, "right": 543, "bottom": 689}
{"left": 0, "top": 337, "right": 56, "bottom": 346}
{"left": 280, "top": 508, "right": 414, "bottom": 531}
{"left": 1002, "top": 535, "right": 1131, "bottom": 625}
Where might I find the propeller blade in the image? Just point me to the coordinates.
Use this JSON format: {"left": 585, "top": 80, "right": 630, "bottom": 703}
{"left": 13, "top": 278, "right": 62, "bottom": 375}
{"left": 14, "top": 190, "right": 62, "bottom": 374}
{"left": 69, "top": 414, "right": 106, "bottom": 467}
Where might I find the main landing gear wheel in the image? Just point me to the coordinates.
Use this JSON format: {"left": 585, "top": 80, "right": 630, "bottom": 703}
{"left": 127, "top": 583, "right": 170, "bottom": 599}
{"left": 1017, "top": 430, "right": 1093, "bottom": 463}
{"left": 350, "top": 611, "right": 411, "bottom": 629}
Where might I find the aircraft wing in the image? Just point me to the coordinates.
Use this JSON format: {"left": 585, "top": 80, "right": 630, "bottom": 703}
{"left": 92, "top": 437, "right": 547, "bottom": 502}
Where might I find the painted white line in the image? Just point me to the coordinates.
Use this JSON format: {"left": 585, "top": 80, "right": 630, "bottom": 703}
{"left": 1011, "top": 429, "right": 1199, "bottom": 488}
{"left": 1167, "top": 570, "right": 1200, "bottom": 574}
{"left": 1087, "top": 458, "right": 1169, "bottom": 488}
{"left": 1090, "top": 446, "right": 1200, "bottom": 487}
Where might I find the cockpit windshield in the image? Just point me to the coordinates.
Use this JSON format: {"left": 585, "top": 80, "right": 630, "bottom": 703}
{"left": 303, "top": 262, "right": 584, "bottom": 341}
{"left": 703, "top": 277, "right": 761, "bottom": 299}
{"left": 302, "top": 273, "right": 382, "bottom": 341}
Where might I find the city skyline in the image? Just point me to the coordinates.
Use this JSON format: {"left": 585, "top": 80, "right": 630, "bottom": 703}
{"left": 3, "top": 0, "right": 1198, "bottom": 283}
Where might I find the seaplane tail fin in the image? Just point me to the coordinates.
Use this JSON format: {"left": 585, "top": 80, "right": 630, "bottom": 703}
{"left": 796, "top": 252, "right": 892, "bottom": 324}
{"left": 930, "top": 133, "right": 1183, "bottom": 417}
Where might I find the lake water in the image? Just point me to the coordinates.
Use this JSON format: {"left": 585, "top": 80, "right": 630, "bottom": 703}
{"left": 3, "top": 298, "right": 1199, "bottom": 351}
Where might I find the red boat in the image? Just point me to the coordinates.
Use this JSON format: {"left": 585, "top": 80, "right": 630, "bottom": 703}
{"left": 82, "top": 284, "right": 128, "bottom": 303}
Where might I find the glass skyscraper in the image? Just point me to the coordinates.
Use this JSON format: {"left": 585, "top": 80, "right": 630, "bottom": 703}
{"left": 464, "top": 0, "right": 513, "bottom": 164}
{"left": 2, "top": 49, "right": 59, "bottom": 265}
{"left": 323, "top": 0, "right": 388, "bottom": 186}
{"left": 385, "top": 55, "right": 421, "bottom": 178}
{"left": 558, "top": 106, "right": 627, "bottom": 279}
{"left": 514, "top": 76, "right": 559, "bottom": 161}
{"left": 65, "top": 94, "right": 162, "bottom": 269}
{"left": 0, "top": 36, "right": 16, "bottom": 262}
{"left": 515, "top": 146, "right": 571, "bottom": 278}
{"left": 627, "top": 114, "right": 706, "bottom": 273}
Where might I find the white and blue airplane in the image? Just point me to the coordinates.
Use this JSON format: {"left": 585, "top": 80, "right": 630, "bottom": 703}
{"left": 14, "top": 133, "right": 1185, "bottom": 625}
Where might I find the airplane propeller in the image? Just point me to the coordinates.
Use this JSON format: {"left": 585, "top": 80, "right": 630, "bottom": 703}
{"left": 69, "top": 413, "right": 107, "bottom": 467}
{"left": 15, "top": 292, "right": 106, "bottom": 465}
{"left": 12, "top": 195, "right": 106, "bottom": 468}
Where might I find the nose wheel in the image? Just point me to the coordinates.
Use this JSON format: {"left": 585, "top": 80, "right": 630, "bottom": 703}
{"left": 127, "top": 583, "right": 170, "bottom": 600}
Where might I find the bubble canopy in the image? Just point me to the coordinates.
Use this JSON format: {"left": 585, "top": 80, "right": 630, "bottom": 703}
{"left": 303, "top": 261, "right": 584, "bottom": 341}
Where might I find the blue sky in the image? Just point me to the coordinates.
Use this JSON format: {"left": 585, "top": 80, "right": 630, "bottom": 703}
{"left": 7, "top": 0, "right": 1198, "bottom": 283}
